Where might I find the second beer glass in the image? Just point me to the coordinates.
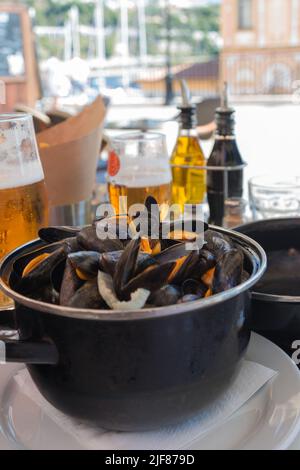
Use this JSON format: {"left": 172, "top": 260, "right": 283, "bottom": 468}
{"left": 108, "top": 132, "right": 172, "bottom": 214}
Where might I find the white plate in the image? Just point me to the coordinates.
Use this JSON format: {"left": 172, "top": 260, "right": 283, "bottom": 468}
{"left": 0, "top": 333, "right": 300, "bottom": 450}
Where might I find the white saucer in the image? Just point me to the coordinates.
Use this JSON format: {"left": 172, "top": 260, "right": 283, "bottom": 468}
{"left": 0, "top": 333, "right": 300, "bottom": 450}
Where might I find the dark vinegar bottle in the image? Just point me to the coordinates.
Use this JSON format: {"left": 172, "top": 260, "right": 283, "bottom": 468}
{"left": 207, "top": 83, "right": 244, "bottom": 226}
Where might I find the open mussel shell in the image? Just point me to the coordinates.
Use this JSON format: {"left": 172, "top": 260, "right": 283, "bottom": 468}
{"left": 58, "top": 259, "right": 83, "bottom": 306}
{"left": 204, "top": 230, "right": 234, "bottom": 260}
{"left": 113, "top": 238, "right": 141, "bottom": 299}
{"left": 18, "top": 247, "right": 66, "bottom": 293}
{"left": 154, "top": 242, "right": 190, "bottom": 265}
{"left": 14, "top": 245, "right": 67, "bottom": 295}
{"left": 188, "top": 249, "right": 216, "bottom": 281}
{"left": 98, "top": 271, "right": 150, "bottom": 310}
{"left": 68, "top": 280, "right": 108, "bottom": 309}
{"left": 212, "top": 249, "right": 244, "bottom": 294}
{"left": 134, "top": 253, "right": 157, "bottom": 276}
{"left": 12, "top": 242, "right": 61, "bottom": 278}
{"left": 99, "top": 250, "right": 123, "bottom": 277}
{"left": 77, "top": 226, "right": 124, "bottom": 253}
{"left": 39, "top": 226, "right": 81, "bottom": 243}
{"left": 39, "top": 227, "right": 87, "bottom": 254}
{"left": 122, "top": 261, "right": 175, "bottom": 300}
{"left": 168, "top": 251, "right": 200, "bottom": 285}
{"left": 99, "top": 250, "right": 157, "bottom": 279}
{"left": 68, "top": 251, "right": 100, "bottom": 280}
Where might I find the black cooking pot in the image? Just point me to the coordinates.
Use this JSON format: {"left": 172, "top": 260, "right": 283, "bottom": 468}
{"left": 0, "top": 228, "right": 266, "bottom": 431}
{"left": 236, "top": 218, "right": 300, "bottom": 361}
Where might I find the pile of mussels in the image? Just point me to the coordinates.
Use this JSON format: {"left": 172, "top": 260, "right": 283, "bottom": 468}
{"left": 11, "top": 212, "right": 249, "bottom": 311}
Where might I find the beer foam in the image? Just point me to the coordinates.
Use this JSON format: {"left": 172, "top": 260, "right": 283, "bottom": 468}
{"left": 0, "top": 161, "right": 45, "bottom": 190}
{"left": 109, "top": 156, "right": 172, "bottom": 188}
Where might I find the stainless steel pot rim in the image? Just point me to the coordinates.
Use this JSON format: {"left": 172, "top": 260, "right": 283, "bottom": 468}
{"left": 252, "top": 291, "right": 300, "bottom": 304}
{"left": 237, "top": 217, "right": 300, "bottom": 229}
{"left": 0, "top": 227, "right": 267, "bottom": 322}
{"left": 237, "top": 218, "right": 300, "bottom": 304}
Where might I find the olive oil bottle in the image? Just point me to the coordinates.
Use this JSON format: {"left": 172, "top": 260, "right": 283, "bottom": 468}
{"left": 170, "top": 80, "right": 206, "bottom": 214}
{"left": 207, "top": 83, "right": 244, "bottom": 226}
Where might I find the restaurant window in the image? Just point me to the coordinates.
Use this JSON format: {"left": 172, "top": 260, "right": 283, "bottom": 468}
{"left": 238, "top": 0, "right": 253, "bottom": 30}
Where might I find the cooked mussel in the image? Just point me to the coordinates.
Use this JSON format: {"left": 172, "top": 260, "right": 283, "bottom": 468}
{"left": 182, "top": 279, "right": 208, "bottom": 298}
{"left": 212, "top": 249, "right": 244, "bottom": 294}
{"left": 204, "top": 230, "right": 233, "bottom": 260}
{"left": 168, "top": 251, "right": 200, "bottom": 285}
{"left": 122, "top": 261, "right": 175, "bottom": 300}
{"left": 13, "top": 197, "right": 249, "bottom": 311}
{"left": 67, "top": 280, "right": 107, "bottom": 309}
{"left": 68, "top": 251, "right": 100, "bottom": 280}
{"left": 15, "top": 245, "right": 66, "bottom": 295}
{"left": 148, "top": 285, "right": 181, "bottom": 307}
{"left": 59, "top": 259, "right": 83, "bottom": 306}
{"left": 99, "top": 250, "right": 157, "bottom": 278}
{"left": 77, "top": 226, "right": 123, "bottom": 253}
{"left": 154, "top": 242, "right": 190, "bottom": 265}
{"left": 99, "top": 250, "right": 123, "bottom": 276}
{"left": 113, "top": 238, "right": 141, "bottom": 299}
{"left": 112, "top": 238, "right": 175, "bottom": 300}
{"left": 39, "top": 226, "right": 81, "bottom": 243}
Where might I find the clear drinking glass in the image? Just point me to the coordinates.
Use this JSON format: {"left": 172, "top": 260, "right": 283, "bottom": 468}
{"left": 249, "top": 175, "right": 300, "bottom": 220}
{"left": 0, "top": 114, "right": 49, "bottom": 311}
{"left": 107, "top": 132, "right": 172, "bottom": 215}
{"left": 223, "top": 197, "right": 249, "bottom": 228}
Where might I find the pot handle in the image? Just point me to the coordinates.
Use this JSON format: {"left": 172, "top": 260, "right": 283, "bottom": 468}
{"left": 0, "top": 305, "right": 16, "bottom": 329}
{"left": 0, "top": 338, "right": 59, "bottom": 365}
{"left": 0, "top": 308, "right": 59, "bottom": 365}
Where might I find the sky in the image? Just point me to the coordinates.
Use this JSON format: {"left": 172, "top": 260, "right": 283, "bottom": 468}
{"left": 168, "top": 0, "right": 220, "bottom": 6}
{"left": 106, "top": 0, "right": 221, "bottom": 8}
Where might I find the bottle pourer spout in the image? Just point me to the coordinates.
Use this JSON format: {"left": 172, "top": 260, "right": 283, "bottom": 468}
{"left": 180, "top": 79, "right": 192, "bottom": 107}
{"left": 221, "top": 81, "right": 229, "bottom": 109}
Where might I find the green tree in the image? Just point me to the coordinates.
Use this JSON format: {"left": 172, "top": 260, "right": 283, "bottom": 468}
{"left": 21, "top": 0, "right": 220, "bottom": 61}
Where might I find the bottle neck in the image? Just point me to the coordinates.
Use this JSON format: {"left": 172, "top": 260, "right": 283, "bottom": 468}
{"left": 179, "top": 127, "right": 198, "bottom": 138}
{"left": 215, "top": 109, "right": 236, "bottom": 138}
{"left": 214, "top": 134, "right": 236, "bottom": 141}
{"left": 178, "top": 106, "right": 196, "bottom": 131}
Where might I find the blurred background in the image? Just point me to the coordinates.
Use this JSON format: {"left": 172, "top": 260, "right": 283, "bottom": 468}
{"left": 1, "top": 0, "right": 300, "bottom": 178}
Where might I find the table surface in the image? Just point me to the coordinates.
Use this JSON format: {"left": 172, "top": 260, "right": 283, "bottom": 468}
{"left": 290, "top": 433, "right": 300, "bottom": 450}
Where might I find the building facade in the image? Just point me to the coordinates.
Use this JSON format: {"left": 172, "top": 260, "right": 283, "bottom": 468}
{"left": 221, "top": 0, "right": 300, "bottom": 94}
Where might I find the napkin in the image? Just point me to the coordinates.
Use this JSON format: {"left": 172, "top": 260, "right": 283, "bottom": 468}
{"left": 14, "top": 361, "right": 277, "bottom": 450}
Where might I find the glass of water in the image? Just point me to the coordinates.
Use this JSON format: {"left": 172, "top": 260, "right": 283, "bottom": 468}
{"left": 249, "top": 175, "right": 300, "bottom": 220}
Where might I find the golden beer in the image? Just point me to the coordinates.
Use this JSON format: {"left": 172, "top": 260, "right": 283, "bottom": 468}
{"left": 108, "top": 132, "right": 172, "bottom": 215}
{"left": 0, "top": 113, "right": 49, "bottom": 311}
{"left": 108, "top": 182, "right": 171, "bottom": 214}
{"left": 0, "top": 179, "right": 48, "bottom": 307}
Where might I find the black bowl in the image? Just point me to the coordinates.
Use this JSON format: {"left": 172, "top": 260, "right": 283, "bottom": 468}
{"left": 236, "top": 218, "right": 300, "bottom": 362}
{"left": 0, "top": 227, "right": 266, "bottom": 431}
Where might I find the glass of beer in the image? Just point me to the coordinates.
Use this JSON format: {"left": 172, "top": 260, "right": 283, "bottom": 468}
{"left": 0, "top": 114, "right": 49, "bottom": 310}
{"left": 107, "top": 132, "right": 172, "bottom": 214}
